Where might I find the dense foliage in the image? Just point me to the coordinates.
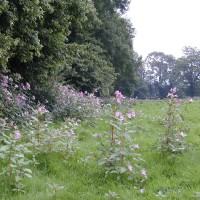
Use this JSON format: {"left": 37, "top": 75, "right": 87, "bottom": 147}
{"left": 0, "top": 0, "right": 140, "bottom": 98}
{"left": 175, "top": 47, "right": 200, "bottom": 97}
{"left": 0, "top": 73, "right": 35, "bottom": 124}
{"left": 1, "top": 1, "right": 200, "bottom": 199}
{"left": 1, "top": 81, "right": 198, "bottom": 199}
{"left": 52, "top": 83, "right": 101, "bottom": 120}
{"left": 136, "top": 47, "right": 200, "bottom": 99}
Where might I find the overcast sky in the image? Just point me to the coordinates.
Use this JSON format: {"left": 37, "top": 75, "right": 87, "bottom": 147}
{"left": 127, "top": 0, "right": 200, "bottom": 58}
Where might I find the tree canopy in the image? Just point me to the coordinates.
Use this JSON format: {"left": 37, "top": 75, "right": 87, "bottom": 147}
{"left": 4, "top": 1, "right": 200, "bottom": 99}
{"left": 0, "top": 0, "right": 140, "bottom": 97}
{"left": 136, "top": 47, "right": 200, "bottom": 99}
{"left": 144, "top": 52, "right": 175, "bottom": 98}
{"left": 175, "top": 47, "right": 200, "bottom": 97}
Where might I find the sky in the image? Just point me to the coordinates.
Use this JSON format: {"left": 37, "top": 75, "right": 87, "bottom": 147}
{"left": 127, "top": 0, "right": 200, "bottom": 58}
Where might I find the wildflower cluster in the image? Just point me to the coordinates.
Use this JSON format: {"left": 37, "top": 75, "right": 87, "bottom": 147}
{"left": 0, "top": 79, "right": 79, "bottom": 193}
{"left": 0, "top": 119, "right": 33, "bottom": 193}
{"left": 0, "top": 73, "right": 34, "bottom": 124}
{"left": 52, "top": 84, "right": 101, "bottom": 120}
{"left": 114, "top": 90, "right": 125, "bottom": 103}
{"left": 159, "top": 87, "right": 189, "bottom": 153}
{"left": 92, "top": 91, "right": 146, "bottom": 184}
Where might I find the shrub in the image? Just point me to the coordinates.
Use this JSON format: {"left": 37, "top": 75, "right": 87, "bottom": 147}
{"left": 92, "top": 91, "right": 146, "bottom": 184}
{"left": 159, "top": 87, "right": 190, "bottom": 153}
{"left": 0, "top": 118, "right": 33, "bottom": 193}
{"left": 0, "top": 73, "right": 35, "bottom": 125}
{"left": 52, "top": 83, "right": 101, "bottom": 120}
{"left": 0, "top": 105, "right": 79, "bottom": 193}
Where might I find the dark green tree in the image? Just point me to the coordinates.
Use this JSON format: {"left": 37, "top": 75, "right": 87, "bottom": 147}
{"left": 0, "top": 0, "right": 98, "bottom": 87}
{"left": 145, "top": 52, "right": 176, "bottom": 98}
{"left": 62, "top": 1, "right": 116, "bottom": 96}
{"left": 0, "top": 0, "right": 140, "bottom": 97}
{"left": 134, "top": 62, "right": 150, "bottom": 99}
{"left": 93, "top": 0, "right": 141, "bottom": 96}
{"left": 175, "top": 46, "right": 200, "bottom": 97}
{"left": 63, "top": 43, "right": 116, "bottom": 96}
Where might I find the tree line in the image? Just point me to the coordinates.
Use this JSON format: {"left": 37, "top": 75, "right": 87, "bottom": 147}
{"left": 1, "top": 0, "right": 200, "bottom": 100}
{"left": 0, "top": 0, "right": 141, "bottom": 99}
{"left": 135, "top": 47, "right": 200, "bottom": 99}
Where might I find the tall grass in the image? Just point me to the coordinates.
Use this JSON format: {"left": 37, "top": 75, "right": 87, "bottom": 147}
{"left": 1, "top": 100, "right": 200, "bottom": 200}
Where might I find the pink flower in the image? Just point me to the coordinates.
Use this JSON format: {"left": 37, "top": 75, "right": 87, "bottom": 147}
{"left": 7, "top": 95, "right": 13, "bottom": 102}
{"left": 139, "top": 189, "right": 145, "bottom": 193}
{"left": 25, "top": 82, "right": 31, "bottom": 90}
{"left": 114, "top": 90, "right": 125, "bottom": 103}
{"left": 178, "top": 132, "right": 187, "bottom": 137}
{"left": 141, "top": 168, "right": 147, "bottom": 178}
{"left": 38, "top": 105, "right": 49, "bottom": 114}
{"left": 93, "top": 133, "right": 101, "bottom": 138}
{"left": 128, "top": 164, "right": 133, "bottom": 171}
{"left": 95, "top": 97, "right": 100, "bottom": 105}
{"left": 14, "top": 130, "right": 21, "bottom": 139}
{"left": 167, "top": 87, "right": 178, "bottom": 99}
{"left": 120, "top": 115, "right": 125, "bottom": 122}
{"left": 79, "top": 92, "right": 84, "bottom": 97}
{"left": 176, "top": 99, "right": 182, "bottom": 106}
{"left": 115, "top": 111, "right": 125, "bottom": 122}
{"left": 115, "top": 111, "right": 122, "bottom": 118}
{"left": 20, "top": 83, "right": 25, "bottom": 90}
{"left": 170, "top": 87, "right": 176, "bottom": 94}
{"left": 167, "top": 93, "right": 173, "bottom": 98}
{"left": 127, "top": 111, "right": 136, "bottom": 118}
{"left": 133, "top": 144, "right": 140, "bottom": 149}
{"left": 3, "top": 89, "right": 13, "bottom": 102}
{"left": 2, "top": 77, "right": 9, "bottom": 88}
{"left": 17, "top": 94, "right": 26, "bottom": 105}
{"left": 67, "top": 130, "right": 74, "bottom": 138}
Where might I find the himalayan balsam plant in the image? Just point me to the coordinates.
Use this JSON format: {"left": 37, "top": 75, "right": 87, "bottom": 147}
{"left": 38, "top": 118, "right": 79, "bottom": 160}
{"left": 24, "top": 106, "right": 79, "bottom": 164}
{"left": 0, "top": 78, "right": 79, "bottom": 194}
{"left": 93, "top": 91, "right": 147, "bottom": 184}
{"left": 159, "top": 87, "right": 190, "bottom": 153}
{"left": 105, "top": 190, "right": 120, "bottom": 199}
{"left": 0, "top": 119, "right": 32, "bottom": 193}
{"left": 0, "top": 73, "right": 34, "bottom": 125}
{"left": 52, "top": 83, "right": 101, "bottom": 120}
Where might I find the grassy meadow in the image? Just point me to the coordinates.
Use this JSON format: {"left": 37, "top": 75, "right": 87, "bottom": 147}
{"left": 1, "top": 100, "right": 200, "bottom": 200}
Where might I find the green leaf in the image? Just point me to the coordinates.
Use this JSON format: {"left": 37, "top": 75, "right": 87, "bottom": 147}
{"left": 24, "top": 168, "right": 32, "bottom": 174}
{"left": 24, "top": 173, "right": 32, "bottom": 178}
{"left": 119, "top": 167, "right": 127, "bottom": 174}
{"left": 0, "top": 146, "right": 9, "bottom": 151}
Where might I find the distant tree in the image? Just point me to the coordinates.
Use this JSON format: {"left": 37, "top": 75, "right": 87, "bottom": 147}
{"left": 63, "top": 43, "right": 116, "bottom": 96}
{"left": 134, "top": 62, "right": 150, "bottom": 99}
{"left": 145, "top": 52, "right": 176, "bottom": 98}
{"left": 175, "top": 46, "right": 200, "bottom": 97}
{"left": 0, "top": 0, "right": 98, "bottom": 87}
{"left": 93, "top": 0, "right": 141, "bottom": 96}
{"left": 0, "top": 0, "right": 140, "bottom": 98}
{"left": 93, "top": 0, "right": 130, "bottom": 15}
{"left": 60, "top": 0, "right": 116, "bottom": 96}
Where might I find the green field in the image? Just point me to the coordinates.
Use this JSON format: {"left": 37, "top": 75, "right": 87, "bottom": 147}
{"left": 1, "top": 100, "right": 200, "bottom": 200}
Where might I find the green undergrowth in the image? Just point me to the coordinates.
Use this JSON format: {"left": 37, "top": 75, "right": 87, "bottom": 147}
{"left": 1, "top": 100, "right": 200, "bottom": 200}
